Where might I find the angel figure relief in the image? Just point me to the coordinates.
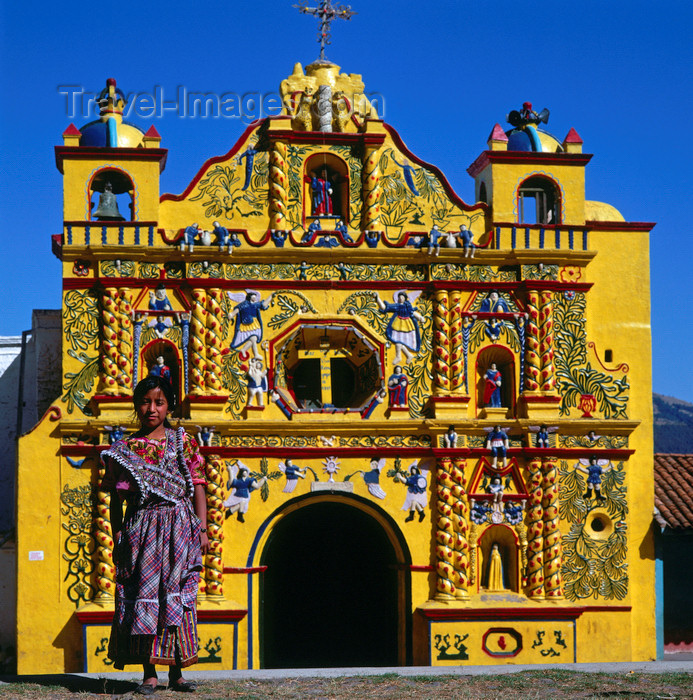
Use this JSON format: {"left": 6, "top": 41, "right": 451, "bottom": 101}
{"left": 227, "top": 290, "right": 274, "bottom": 359}
{"left": 223, "top": 460, "right": 267, "bottom": 523}
{"left": 373, "top": 290, "right": 424, "bottom": 366}
{"left": 576, "top": 457, "right": 612, "bottom": 502}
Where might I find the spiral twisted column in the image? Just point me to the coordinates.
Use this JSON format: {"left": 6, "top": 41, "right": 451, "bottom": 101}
{"left": 539, "top": 291, "right": 556, "bottom": 392}
{"left": 432, "top": 290, "right": 450, "bottom": 394}
{"left": 190, "top": 289, "right": 208, "bottom": 395}
{"left": 205, "top": 289, "right": 224, "bottom": 394}
{"left": 361, "top": 146, "right": 381, "bottom": 231}
{"left": 542, "top": 457, "right": 563, "bottom": 598}
{"left": 269, "top": 140, "right": 289, "bottom": 230}
{"left": 449, "top": 291, "right": 465, "bottom": 393}
{"left": 468, "top": 522, "right": 479, "bottom": 586}
{"left": 316, "top": 85, "right": 332, "bottom": 132}
{"left": 451, "top": 457, "right": 469, "bottom": 598}
{"left": 435, "top": 458, "right": 457, "bottom": 599}
{"left": 203, "top": 455, "right": 225, "bottom": 597}
{"left": 527, "top": 457, "right": 545, "bottom": 598}
{"left": 99, "top": 287, "right": 120, "bottom": 395}
{"left": 94, "top": 462, "right": 115, "bottom": 601}
{"left": 524, "top": 290, "right": 541, "bottom": 391}
{"left": 116, "top": 289, "right": 133, "bottom": 394}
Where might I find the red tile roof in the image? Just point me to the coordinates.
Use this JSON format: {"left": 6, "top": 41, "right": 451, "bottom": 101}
{"left": 654, "top": 454, "right": 693, "bottom": 529}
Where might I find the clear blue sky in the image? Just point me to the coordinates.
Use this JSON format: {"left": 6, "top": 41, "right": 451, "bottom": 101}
{"left": 1, "top": 0, "right": 690, "bottom": 400}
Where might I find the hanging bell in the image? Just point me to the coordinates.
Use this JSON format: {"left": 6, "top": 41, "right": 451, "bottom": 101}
{"left": 93, "top": 181, "right": 125, "bottom": 221}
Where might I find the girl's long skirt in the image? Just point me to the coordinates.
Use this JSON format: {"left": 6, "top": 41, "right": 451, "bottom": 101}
{"left": 109, "top": 500, "right": 202, "bottom": 668}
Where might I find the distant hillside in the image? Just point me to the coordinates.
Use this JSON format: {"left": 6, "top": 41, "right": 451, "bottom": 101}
{"left": 653, "top": 394, "right": 693, "bottom": 453}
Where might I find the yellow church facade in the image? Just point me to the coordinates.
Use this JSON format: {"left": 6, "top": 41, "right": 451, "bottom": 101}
{"left": 16, "top": 63, "right": 655, "bottom": 673}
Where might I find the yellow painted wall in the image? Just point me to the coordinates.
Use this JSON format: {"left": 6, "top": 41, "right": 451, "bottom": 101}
{"left": 16, "top": 65, "right": 655, "bottom": 673}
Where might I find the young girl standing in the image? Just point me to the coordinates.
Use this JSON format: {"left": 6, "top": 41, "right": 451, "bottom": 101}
{"left": 101, "top": 376, "right": 209, "bottom": 694}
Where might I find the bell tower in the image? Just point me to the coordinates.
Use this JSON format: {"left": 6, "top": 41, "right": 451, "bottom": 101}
{"left": 56, "top": 78, "right": 166, "bottom": 237}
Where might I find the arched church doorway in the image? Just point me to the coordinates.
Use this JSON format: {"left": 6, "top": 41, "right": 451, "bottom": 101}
{"left": 260, "top": 499, "right": 407, "bottom": 668}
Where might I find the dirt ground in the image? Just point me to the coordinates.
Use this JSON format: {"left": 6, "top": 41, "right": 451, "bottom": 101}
{"left": 0, "top": 670, "right": 692, "bottom": 699}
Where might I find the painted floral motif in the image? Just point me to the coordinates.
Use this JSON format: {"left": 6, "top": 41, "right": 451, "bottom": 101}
{"left": 100, "top": 260, "right": 135, "bottom": 277}
{"left": 189, "top": 262, "right": 224, "bottom": 278}
{"left": 219, "top": 435, "right": 320, "bottom": 448}
{"left": 522, "top": 264, "right": 558, "bottom": 281}
{"left": 267, "top": 291, "right": 317, "bottom": 330}
{"left": 554, "top": 293, "right": 629, "bottom": 418}
{"left": 138, "top": 262, "right": 160, "bottom": 279}
{"left": 338, "top": 291, "right": 433, "bottom": 418}
{"left": 63, "top": 289, "right": 99, "bottom": 352}
{"left": 559, "top": 460, "right": 628, "bottom": 600}
{"left": 62, "top": 352, "right": 99, "bottom": 415}
{"left": 560, "top": 266, "right": 582, "bottom": 283}
{"left": 189, "top": 150, "right": 269, "bottom": 221}
{"left": 377, "top": 147, "right": 483, "bottom": 235}
{"left": 60, "top": 484, "right": 96, "bottom": 605}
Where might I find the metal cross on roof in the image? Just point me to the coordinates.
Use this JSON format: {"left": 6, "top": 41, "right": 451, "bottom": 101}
{"left": 294, "top": 1, "right": 356, "bottom": 61}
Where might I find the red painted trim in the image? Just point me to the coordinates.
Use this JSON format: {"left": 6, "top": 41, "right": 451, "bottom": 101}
{"left": 160, "top": 123, "right": 259, "bottom": 203}
{"left": 61, "top": 445, "right": 105, "bottom": 456}
{"left": 75, "top": 610, "right": 113, "bottom": 624}
{"left": 410, "top": 565, "right": 434, "bottom": 572}
{"left": 384, "top": 123, "right": 487, "bottom": 216}
{"left": 263, "top": 128, "right": 387, "bottom": 148}
{"left": 199, "top": 447, "right": 432, "bottom": 458}
{"left": 585, "top": 221, "right": 656, "bottom": 232}
{"left": 420, "top": 607, "right": 587, "bottom": 621}
{"left": 75, "top": 608, "right": 248, "bottom": 624}
{"left": 184, "top": 395, "right": 228, "bottom": 405}
{"left": 55, "top": 146, "right": 168, "bottom": 174}
{"left": 52, "top": 233, "right": 63, "bottom": 259}
{"left": 92, "top": 395, "right": 132, "bottom": 403}
{"left": 223, "top": 566, "right": 268, "bottom": 574}
{"left": 198, "top": 609, "right": 248, "bottom": 622}
{"left": 467, "top": 151, "right": 593, "bottom": 178}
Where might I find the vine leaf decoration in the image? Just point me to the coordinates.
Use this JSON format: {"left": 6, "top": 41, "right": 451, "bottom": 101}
{"left": 189, "top": 155, "right": 268, "bottom": 221}
{"left": 60, "top": 484, "right": 96, "bottom": 605}
{"left": 554, "top": 293, "right": 630, "bottom": 418}
{"left": 138, "top": 262, "right": 160, "bottom": 279}
{"left": 467, "top": 318, "right": 521, "bottom": 354}
{"left": 62, "top": 351, "right": 99, "bottom": 415}
{"left": 337, "top": 292, "right": 388, "bottom": 337}
{"left": 267, "top": 292, "right": 317, "bottom": 331}
{"left": 559, "top": 460, "right": 628, "bottom": 601}
{"left": 63, "top": 289, "right": 99, "bottom": 352}
{"left": 100, "top": 260, "right": 135, "bottom": 278}
{"left": 220, "top": 351, "right": 248, "bottom": 420}
{"left": 255, "top": 457, "right": 283, "bottom": 502}
{"left": 285, "top": 143, "right": 311, "bottom": 229}
{"left": 139, "top": 322, "right": 182, "bottom": 347}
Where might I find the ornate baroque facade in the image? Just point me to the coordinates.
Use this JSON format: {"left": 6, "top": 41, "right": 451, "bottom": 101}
{"left": 16, "top": 64, "right": 655, "bottom": 672}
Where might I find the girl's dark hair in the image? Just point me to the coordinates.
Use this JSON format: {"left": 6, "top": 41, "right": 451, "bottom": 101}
{"left": 133, "top": 375, "right": 176, "bottom": 427}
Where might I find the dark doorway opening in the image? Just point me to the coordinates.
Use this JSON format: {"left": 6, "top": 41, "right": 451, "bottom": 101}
{"left": 261, "top": 500, "right": 401, "bottom": 668}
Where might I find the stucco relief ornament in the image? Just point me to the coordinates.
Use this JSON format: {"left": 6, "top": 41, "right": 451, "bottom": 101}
{"left": 374, "top": 290, "right": 424, "bottom": 366}
{"left": 396, "top": 461, "right": 429, "bottom": 523}
{"left": 278, "top": 459, "right": 307, "bottom": 493}
{"left": 322, "top": 455, "right": 341, "bottom": 483}
{"left": 227, "top": 290, "right": 273, "bottom": 359}
{"left": 575, "top": 457, "right": 612, "bottom": 502}
{"left": 196, "top": 426, "right": 215, "bottom": 447}
{"left": 223, "top": 461, "right": 267, "bottom": 523}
